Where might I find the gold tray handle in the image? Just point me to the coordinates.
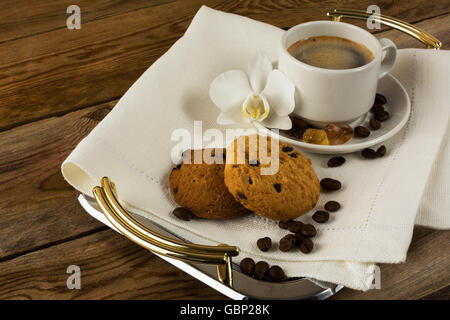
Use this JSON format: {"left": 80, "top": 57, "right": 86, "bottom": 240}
{"left": 93, "top": 177, "right": 239, "bottom": 287}
{"left": 327, "top": 9, "right": 442, "bottom": 49}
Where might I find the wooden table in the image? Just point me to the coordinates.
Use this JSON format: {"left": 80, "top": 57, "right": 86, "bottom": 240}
{"left": 0, "top": 0, "right": 449, "bottom": 300}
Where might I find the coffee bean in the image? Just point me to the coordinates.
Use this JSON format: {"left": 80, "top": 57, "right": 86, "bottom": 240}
{"left": 287, "top": 221, "right": 304, "bottom": 233}
{"left": 273, "top": 183, "right": 282, "bottom": 193}
{"left": 291, "top": 116, "right": 309, "bottom": 131}
{"left": 257, "top": 237, "right": 272, "bottom": 252}
{"left": 320, "top": 178, "right": 342, "bottom": 191}
{"left": 254, "top": 261, "right": 270, "bottom": 280}
{"left": 370, "top": 117, "right": 381, "bottom": 130}
{"left": 172, "top": 207, "right": 194, "bottom": 221}
{"left": 299, "top": 238, "right": 314, "bottom": 254}
{"left": 278, "top": 221, "right": 289, "bottom": 230}
{"left": 288, "top": 152, "right": 298, "bottom": 158}
{"left": 361, "top": 148, "right": 377, "bottom": 159}
{"left": 267, "top": 265, "right": 286, "bottom": 282}
{"left": 355, "top": 126, "right": 370, "bottom": 138}
{"left": 240, "top": 257, "right": 255, "bottom": 276}
{"left": 249, "top": 159, "right": 260, "bottom": 166}
{"left": 376, "top": 145, "right": 387, "bottom": 157}
{"left": 294, "top": 233, "right": 305, "bottom": 245}
{"left": 312, "top": 210, "right": 330, "bottom": 223}
{"left": 284, "top": 126, "right": 305, "bottom": 140}
{"left": 328, "top": 156, "right": 345, "bottom": 167}
{"left": 237, "top": 192, "right": 247, "bottom": 200}
{"left": 300, "top": 224, "right": 317, "bottom": 238}
{"left": 375, "top": 93, "right": 387, "bottom": 105}
{"left": 370, "top": 104, "right": 385, "bottom": 114}
{"left": 324, "top": 200, "right": 340, "bottom": 212}
{"left": 282, "top": 146, "right": 294, "bottom": 153}
{"left": 279, "top": 234, "right": 297, "bottom": 252}
{"left": 375, "top": 110, "right": 390, "bottom": 122}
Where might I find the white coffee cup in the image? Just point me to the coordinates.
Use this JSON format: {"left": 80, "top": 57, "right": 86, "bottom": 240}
{"left": 278, "top": 21, "right": 397, "bottom": 125}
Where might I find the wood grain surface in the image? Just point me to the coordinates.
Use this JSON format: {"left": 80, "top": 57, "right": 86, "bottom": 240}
{"left": 0, "top": 0, "right": 449, "bottom": 300}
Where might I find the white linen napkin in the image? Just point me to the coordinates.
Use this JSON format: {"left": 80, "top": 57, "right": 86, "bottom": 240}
{"left": 62, "top": 6, "right": 450, "bottom": 290}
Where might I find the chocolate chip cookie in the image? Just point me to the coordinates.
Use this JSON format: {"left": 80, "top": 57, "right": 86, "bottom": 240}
{"left": 224, "top": 135, "right": 320, "bottom": 221}
{"left": 169, "top": 148, "right": 250, "bottom": 219}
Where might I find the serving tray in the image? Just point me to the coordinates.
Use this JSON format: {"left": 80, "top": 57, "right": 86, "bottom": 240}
{"left": 77, "top": 9, "right": 441, "bottom": 300}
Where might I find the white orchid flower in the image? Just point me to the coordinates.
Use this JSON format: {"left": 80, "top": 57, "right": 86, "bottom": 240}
{"left": 209, "top": 53, "right": 295, "bottom": 130}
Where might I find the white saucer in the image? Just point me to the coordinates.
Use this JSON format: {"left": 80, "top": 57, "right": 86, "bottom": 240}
{"left": 254, "top": 73, "right": 410, "bottom": 154}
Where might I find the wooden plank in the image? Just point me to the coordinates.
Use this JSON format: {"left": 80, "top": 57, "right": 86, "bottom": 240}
{"left": 1, "top": 0, "right": 447, "bottom": 45}
{"left": 0, "top": 229, "right": 225, "bottom": 299}
{"left": 420, "top": 286, "right": 450, "bottom": 300}
{"left": 333, "top": 227, "right": 450, "bottom": 299}
{"left": 373, "top": 13, "right": 450, "bottom": 49}
{"left": 1, "top": 0, "right": 448, "bottom": 131}
{"left": 0, "top": 0, "right": 175, "bottom": 43}
{"left": 0, "top": 103, "right": 116, "bottom": 259}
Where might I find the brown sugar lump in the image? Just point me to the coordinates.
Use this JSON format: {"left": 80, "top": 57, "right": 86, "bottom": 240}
{"left": 224, "top": 135, "right": 320, "bottom": 221}
{"left": 169, "top": 148, "right": 250, "bottom": 219}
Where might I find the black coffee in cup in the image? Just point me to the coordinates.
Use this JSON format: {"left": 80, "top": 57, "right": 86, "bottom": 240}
{"left": 288, "top": 36, "right": 374, "bottom": 70}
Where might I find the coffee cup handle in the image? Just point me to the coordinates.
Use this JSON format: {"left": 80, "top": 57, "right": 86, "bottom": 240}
{"left": 378, "top": 38, "right": 397, "bottom": 79}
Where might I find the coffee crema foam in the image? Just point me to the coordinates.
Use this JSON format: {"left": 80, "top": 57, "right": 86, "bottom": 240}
{"left": 288, "top": 36, "right": 374, "bottom": 70}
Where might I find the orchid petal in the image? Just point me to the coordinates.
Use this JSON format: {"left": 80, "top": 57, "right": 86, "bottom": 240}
{"left": 260, "top": 113, "right": 292, "bottom": 130}
{"left": 217, "top": 108, "right": 249, "bottom": 126}
{"left": 247, "top": 53, "right": 273, "bottom": 93}
{"left": 209, "top": 70, "right": 252, "bottom": 112}
{"left": 261, "top": 70, "right": 295, "bottom": 117}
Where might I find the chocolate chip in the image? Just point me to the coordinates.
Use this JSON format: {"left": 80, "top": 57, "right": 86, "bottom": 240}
{"left": 288, "top": 152, "right": 298, "bottom": 158}
{"left": 375, "top": 110, "right": 390, "bottom": 122}
{"left": 237, "top": 192, "right": 247, "bottom": 200}
{"left": 376, "top": 145, "right": 387, "bottom": 157}
{"left": 282, "top": 146, "right": 294, "bottom": 153}
{"left": 267, "top": 265, "right": 286, "bottom": 282}
{"left": 375, "top": 93, "right": 387, "bottom": 105}
{"left": 312, "top": 210, "right": 329, "bottom": 223}
{"left": 287, "top": 221, "right": 304, "bottom": 233}
{"left": 175, "top": 163, "right": 182, "bottom": 170}
{"left": 172, "top": 207, "right": 194, "bottom": 221}
{"left": 300, "top": 224, "right": 317, "bottom": 238}
{"left": 278, "top": 221, "right": 289, "bottom": 229}
{"left": 240, "top": 257, "right": 255, "bottom": 276}
{"left": 320, "top": 178, "right": 342, "bottom": 191}
{"left": 361, "top": 148, "right": 378, "bottom": 159}
{"left": 299, "top": 238, "right": 314, "bottom": 254}
{"left": 273, "top": 183, "right": 282, "bottom": 193}
{"left": 249, "top": 159, "right": 260, "bottom": 166}
{"left": 370, "top": 117, "right": 381, "bottom": 130}
{"left": 279, "top": 234, "right": 297, "bottom": 252}
{"left": 324, "top": 200, "right": 340, "bottom": 212}
{"left": 173, "top": 187, "right": 178, "bottom": 194}
{"left": 355, "top": 126, "right": 370, "bottom": 138}
{"left": 248, "top": 177, "right": 253, "bottom": 184}
{"left": 254, "top": 261, "right": 270, "bottom": 280}
{"left": 328, "top": 156, "right": 346, "bottom": 167}
{"left": 257, "top": 237, "right": 272, "bottom": 252}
